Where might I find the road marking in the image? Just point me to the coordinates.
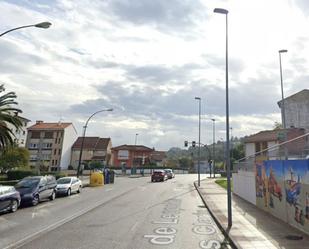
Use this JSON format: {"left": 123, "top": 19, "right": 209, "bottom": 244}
{"left": 3, "top": 186, "right": 137, "bottom": 249}
{"left": 130, "top": 221, "right": 139, "bottom": 232}
{"left": 105, "top": 188, "right": 113, "bottom": 192}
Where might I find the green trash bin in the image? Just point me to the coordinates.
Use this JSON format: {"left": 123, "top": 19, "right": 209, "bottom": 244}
{"left": 110, "top": 170, "right": 115, "bottom": 184}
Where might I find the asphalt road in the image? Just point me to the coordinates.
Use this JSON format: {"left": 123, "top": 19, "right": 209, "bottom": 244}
{"left": 1, "top": 175, "right": 227, "bottom": 249}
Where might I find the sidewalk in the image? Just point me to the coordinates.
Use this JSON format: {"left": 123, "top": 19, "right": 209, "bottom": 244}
{"left": 196, "top": 178, "right": 309, "bottom": 249}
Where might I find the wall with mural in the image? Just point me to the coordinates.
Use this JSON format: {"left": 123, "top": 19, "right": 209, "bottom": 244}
{"left": 256, "top": 160, "right": 309, "bottom": 234}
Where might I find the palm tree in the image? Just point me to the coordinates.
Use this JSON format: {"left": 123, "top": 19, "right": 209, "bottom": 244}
{"left": 0, "top": 85, "right": 22, "bottom": 150}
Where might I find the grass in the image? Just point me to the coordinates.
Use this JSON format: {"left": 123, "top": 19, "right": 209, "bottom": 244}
{"left": 215, "top": 178, "right": 233, "bottom": 191}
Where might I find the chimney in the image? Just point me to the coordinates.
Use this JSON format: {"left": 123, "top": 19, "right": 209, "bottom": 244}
{"left": 36, "top": 120, "right": 43, "bottom": 124}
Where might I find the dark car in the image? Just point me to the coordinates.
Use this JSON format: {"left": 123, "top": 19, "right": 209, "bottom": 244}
{"left": 0, "top": 186, "right": 21, "bottom": 213}
{"left": 15, "top": 176, "right": 57, "bottom": 206}
{"left": 164, "top": 169, "right": 175, "bottom": 179}
{"left": 151, "top": 170, "right": 168, "bottom": 182}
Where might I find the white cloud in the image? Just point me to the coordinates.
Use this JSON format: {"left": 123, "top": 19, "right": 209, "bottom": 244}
{"left": 0, "top": 0, "right": 308, "bottom": 150}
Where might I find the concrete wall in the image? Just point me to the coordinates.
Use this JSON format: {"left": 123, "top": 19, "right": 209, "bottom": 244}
{"left": 61, "top": 125, "right": 78, "bottom": 170}
{"left": 233, "top": 170, "right": 256, "bottom": 205}
{"left": 245, "top": 143, "right": 255, "bottom": 158}
{"left": 284, "top": 91, "right": 309, "bottom": 130}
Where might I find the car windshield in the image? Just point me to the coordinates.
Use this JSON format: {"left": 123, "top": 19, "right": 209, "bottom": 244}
{"left": 57, "top": 178, "right": 71, "bottom": 184}
{"left": 15, "top": 178, "right": 40, "bottom": 188}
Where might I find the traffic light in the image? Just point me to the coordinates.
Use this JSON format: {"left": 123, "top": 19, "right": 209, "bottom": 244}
{"left": 184, "top": 141, "right": 188, "bottom": 147}
{"left": 192, "top": 141, "right": 196, "bottom": 147}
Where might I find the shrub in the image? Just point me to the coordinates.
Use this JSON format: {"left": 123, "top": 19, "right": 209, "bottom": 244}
{"left": 7, "top": 170, "right": 36, "bottom": 180}
{"left": 41, "top": 171, "right": 68, "bottom": 179}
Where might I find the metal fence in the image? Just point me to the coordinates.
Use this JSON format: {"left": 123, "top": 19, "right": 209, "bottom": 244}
{"left": 235, "top": 131, "right": 309, "bottom": 172}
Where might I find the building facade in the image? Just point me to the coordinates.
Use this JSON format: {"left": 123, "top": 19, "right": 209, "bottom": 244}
{"left": 111, "top": 145, "right": 154, "bottom": 168}
{"left": 26, "top": 121, "right": 78, "bottom": 171}
{"left": 9, "top": 115, "right": 31, "bottom": 147}
{"left": 278, "top": 89, "right": 309, "bottom": 131}
{"left": 70, "top": 137, "right": 112, "bottom": 169}
{"left": 243, "top": 128, "right": 307, "bottom": 170}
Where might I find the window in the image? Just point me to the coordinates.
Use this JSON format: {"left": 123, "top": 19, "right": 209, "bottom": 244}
{"left": 52, "top": 160, "right": 54, "bottom": 165}
{"left": 21, "top": 139, "right": 24, "bottom": 144}
{"left": 55, "top": 160, "right": 58, "bottom": 166}
{"left": 42, "top": 143, "right": 52, "bottom": 148}
{"left": 30, "top": 155, "right": 38, "bottom": 160}
{"left": 44, "top": 131, "right": 53, "bottom": 139}
{"left": 58, "top": 149, "right": 61, "bottom": 155}
{"left": 31, "top": 132, "right": 40, "bottom": 139}
{"left": 23, "top": 131, "right": 26, "bottom": 135}
{"left": 29, "top": 143, "right": 38, "bottom": 148}
{"left": 54, "top": 149, "right": 57, "bottom": 155}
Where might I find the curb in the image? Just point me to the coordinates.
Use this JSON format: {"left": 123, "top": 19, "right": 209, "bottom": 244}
{"left": 194, "top": 181, "right": 238, "bottom": 249}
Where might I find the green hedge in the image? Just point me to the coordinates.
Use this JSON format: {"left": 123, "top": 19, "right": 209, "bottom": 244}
{"left": 7, "top": 170, "right": 36, "bottom": 180}
{"left": 41, "top": 171, "right": 67, "bottom": 179}
{"left": 6, "top": 170, "right": 68, "bottom": 180}
{"left": 0, "top": 180, "right": 19, "bottom": 186}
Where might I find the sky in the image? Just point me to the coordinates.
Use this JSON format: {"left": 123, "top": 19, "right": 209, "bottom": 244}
{"left": 1, "top": 0, "right": 309, "bottom": 151}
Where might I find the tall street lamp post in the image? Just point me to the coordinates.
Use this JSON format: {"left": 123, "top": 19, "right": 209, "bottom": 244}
{"left": 195, "top": 97, "right": 201, "bottom": 187}
{"left": 214, "top": 7, "right": 232, "bottom": 227}
{"left": 279, "top": 49, "right": 288, "bottom": 129}
{"left": 0, "top": 22, "right": 52, "bottom": 37}
{"left": 76, "top": 108, "right": 113, "bottom": 178}
{"left": 211, "top": 119, "right": 216, "bottom": 178}
{"left": 279, "top": 49, "right": 288, "bottom": 160}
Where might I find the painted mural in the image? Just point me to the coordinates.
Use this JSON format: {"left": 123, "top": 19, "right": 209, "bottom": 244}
{"left": 255, "top": 160, "right": 309, "bottom": 234}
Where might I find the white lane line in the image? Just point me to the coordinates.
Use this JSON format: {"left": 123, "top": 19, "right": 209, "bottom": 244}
{"left": 3, "top": 186, "right": 135, "bottom": 249}
{"left": 130, "top": 221, "right": 139, "bottom": 232}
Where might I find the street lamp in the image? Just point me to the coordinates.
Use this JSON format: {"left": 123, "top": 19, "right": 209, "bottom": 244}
{"left": 279, "top": 49, "right": 288, "bottom": 129}
{"left": 0, "top": 22, "right": 52, "bottom": 37}
{"left": 214, "top": 7, "right": 232, "bottom": 227}
{"left": 195, "top": 97, "right": 201, "bottom": 187}
{"left": 211, "top": 119, "right": 216, "bottom": 178}
{"left": 76, "top": 108, "right": 113, "bottom": 178}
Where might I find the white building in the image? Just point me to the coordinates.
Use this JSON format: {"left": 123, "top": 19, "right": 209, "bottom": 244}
{"left": 8, "top": 115, "right": 31, "bottom": 147}
{"left": 26, "top": 121, "right": 78, "bottom": 171}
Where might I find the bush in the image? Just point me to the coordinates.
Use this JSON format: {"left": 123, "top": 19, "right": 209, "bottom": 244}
{"left": 41, "top": 171, "right": 68, "bottom": 179}
{"left": 0, "top": 180, "right": 19, "bottom": 186}
{"left": 7, "top": 170, "right": 36, "bottom": 180}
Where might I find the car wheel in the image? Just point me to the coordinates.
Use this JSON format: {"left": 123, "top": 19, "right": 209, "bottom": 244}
{"left": 77, "top": 186, "right": 81, "bottom": 193}
{"left": 67, "top": 188, "right": 71, "bottom": 196}
{"left": 10, "top": 200, "right": 18, "bottom": 212}
{"left": 32, "top": 195, "right": 39, "bottom": 206}
{"left": 49, "top": 191, "right": 56, "bottom": 200}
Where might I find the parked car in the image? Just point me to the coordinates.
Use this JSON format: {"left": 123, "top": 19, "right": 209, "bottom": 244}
{"left": 0, "top": 186, "right": 21, "bottom": 213}
{"left": 15, "top": 176, "right": 57, "bottom": 206}
{"left": 56, "top": 177, "right": 82, "bottom": 196}
{"left": 164, "top": 169, "right": 175, "bottom": 179}
{"left": 151, "top": 170, "right": 168, "bottom": 182}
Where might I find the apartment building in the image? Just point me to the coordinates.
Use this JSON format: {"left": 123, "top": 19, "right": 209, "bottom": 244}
{"left": 7, "top": 115, "right": 31, "bottom": 147}
{"left": 112, "top": 145, "right": 154, "bottom": 168}
{"left": 71, "top": 137, "right": 112, "bottom": 169}
{"left": 26, "top": 121, "right": 78, "bottom": 171}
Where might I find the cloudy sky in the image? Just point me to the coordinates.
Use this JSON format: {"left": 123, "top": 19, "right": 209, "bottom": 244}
{"left": 1, "top": 0, "right": 309, "bottom": 150}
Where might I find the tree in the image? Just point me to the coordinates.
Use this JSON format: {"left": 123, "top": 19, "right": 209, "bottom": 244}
{"left": 273, "top": 122, "right": 282, "bottom": 130}
{"left": 0, "top": 85, "right": 22, "bottom": 150}
{"left": 0, "top": 146, "right": 29, "bottom": 171}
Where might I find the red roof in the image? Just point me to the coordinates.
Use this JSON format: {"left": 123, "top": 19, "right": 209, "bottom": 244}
{"left": 112, "top": 144, "right": 154, "bottom": 152}
{"left": 244, "top": 128, "right": 304, "bottom": 143}
{"left": 28, "top": 122, "right": 72, "bottom": 130}
{"left": 72, "top": 137, "right": 110, "bottom": 150}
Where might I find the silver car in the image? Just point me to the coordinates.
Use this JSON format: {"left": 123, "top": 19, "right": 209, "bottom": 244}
{"left": 56, "top": 177, "right": 82, "bottom": 196}
{"left": 164, "top": 169, "right": 175, "bottom": 179}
